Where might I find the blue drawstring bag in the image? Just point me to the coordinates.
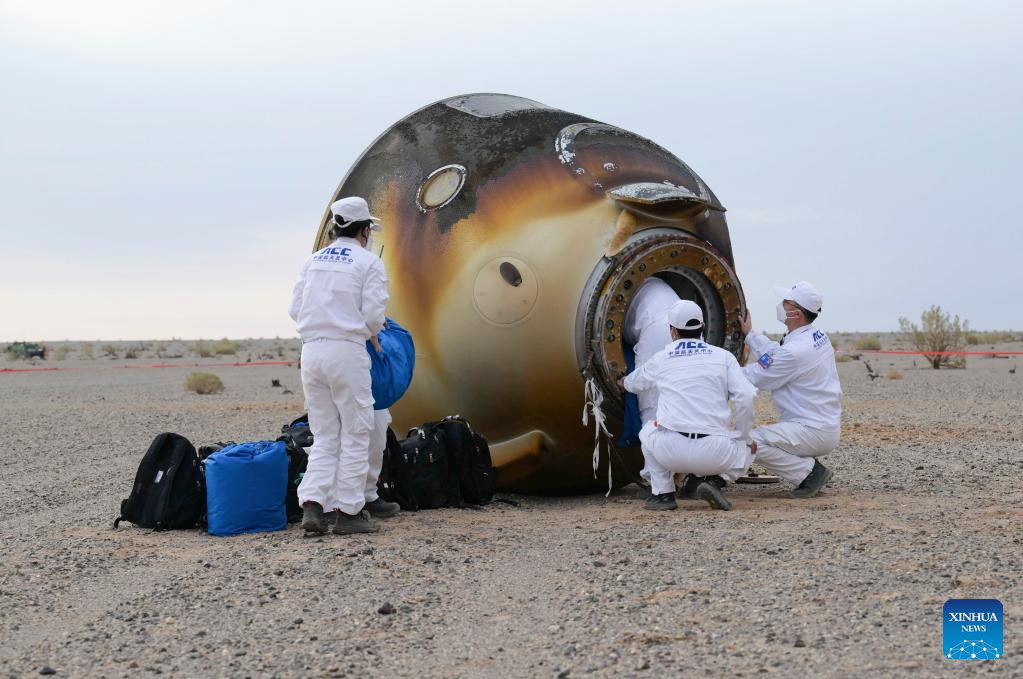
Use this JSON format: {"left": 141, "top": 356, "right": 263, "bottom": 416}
{"left": 617, "top": 341, "right": 643, "bottom": 449}
{"left": 205, "top": 441, "right": 288, "bottom": 537}
{"left": 367, "top": 317, "right": 416, "bottom": 409}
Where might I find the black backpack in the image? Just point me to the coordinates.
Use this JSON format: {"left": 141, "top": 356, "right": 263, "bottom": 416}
{"left": 114, "top": 433, "right": 204, "bottom": 530}
{"left": 395, "top": 424, "right": 451, "bottom": 510}
{"left": 279, "top": 414, "right": 313, "bottom": 448}
{"left": 197, "top": 441, "right": 236, "bottom": 460}
{"left": 378, "top": 416, "right": 496, "bottom": 510}
{"left": 277, "top": 415, "right": 311, "bottom": 523}
{"left": 433, "top": 416, "right": 495, "bottom": 506}
{"left": 377, "top": 427, "right": 424, "bottom": 510}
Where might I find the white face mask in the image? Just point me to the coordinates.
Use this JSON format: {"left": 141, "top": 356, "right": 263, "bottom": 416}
{"left": 776, "top": 302, "right": 801, "bottom": 324}
{"left": 365, "top": 233, "right": 374, "bottom": 252}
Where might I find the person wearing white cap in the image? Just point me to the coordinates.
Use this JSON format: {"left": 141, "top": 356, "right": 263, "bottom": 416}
{"left": 289, "top": 196, "right": 392, "bottom": 535}
{"left": 736, "top": 281, "right": 842, "bottom": 498}
{"left": 620, "top": 300, "right": 757, "bottom": 511}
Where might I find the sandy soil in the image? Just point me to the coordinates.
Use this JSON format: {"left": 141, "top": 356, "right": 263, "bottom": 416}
{"left": 1, "top": 342, "right": 1021, "bottom": 677}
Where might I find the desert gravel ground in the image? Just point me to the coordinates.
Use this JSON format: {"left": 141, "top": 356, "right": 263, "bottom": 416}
{"left": 1, "top": 342, "right": 1021, "bottom": 677}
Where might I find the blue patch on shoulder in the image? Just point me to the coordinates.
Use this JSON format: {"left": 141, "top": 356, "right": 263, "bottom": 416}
{"left": 758, "top": 353, "right": 773, "bottom": 369}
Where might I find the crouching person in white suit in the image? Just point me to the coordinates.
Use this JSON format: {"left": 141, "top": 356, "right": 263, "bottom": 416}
{"left": 620, "top": 300, "right": 757, "bottom": 512}
{"left": 289, "top": 196, "right": 389, "bottom": 536}
{"left": 735, "top": 281, "right": 842, "bottom": 499}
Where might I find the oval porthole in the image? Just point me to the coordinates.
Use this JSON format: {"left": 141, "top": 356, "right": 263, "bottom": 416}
{"left": 417, "top": 164, "right": 466, "bottom": 211}
{"left": 499, "top": 261, "right": 522, "bottom": 287}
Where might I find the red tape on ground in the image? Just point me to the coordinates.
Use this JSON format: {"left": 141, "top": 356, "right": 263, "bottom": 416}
{"left": 0, "top": 367, "right": 61, "bottom": 373}
{"left": 858, "top": 350, "right": 1023, "bottom": 356}
{"left": 113, "top": 361, "right": 293, "bottom": 369}
{"left": 1, "top": 360, "right": 293, "bottom": 374}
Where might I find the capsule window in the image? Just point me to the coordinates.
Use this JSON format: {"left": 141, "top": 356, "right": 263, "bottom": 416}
{"left": 500, "top": 261, "right": 522, "bottom": 287}
{"left": 417, "top": 164, "right": 467, "bottom": 211}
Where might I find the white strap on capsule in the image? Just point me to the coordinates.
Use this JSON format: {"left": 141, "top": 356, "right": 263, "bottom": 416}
{"left": 582, "top": 377, "right": 614, "bottom": 496}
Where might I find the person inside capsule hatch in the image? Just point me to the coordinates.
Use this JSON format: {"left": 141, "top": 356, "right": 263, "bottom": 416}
{"left": 732, "top": 281, "right": 842, "bottom": 499}
{"left": 621, "top": 278, "right": 681, "bottom": 484}
{"left": 288, "top": 196, "right": 396, "bottom": 536}
{"left": 619, "top": 300, "right": 757, "bottom": 511}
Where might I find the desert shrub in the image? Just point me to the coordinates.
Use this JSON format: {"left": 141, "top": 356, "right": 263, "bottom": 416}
{"left": 192, "top": 341, "right": 214, "bottom": 358}
{"left": 153, "top": 341, "right": 168, "bottom": 357}
{"left": 966, "top": 331, "right": 1014, "bottom": 345}
{"left": 80, "top": 343, "right": 94, "bottom": 359}
{"left": 835, "top": 354, "right": 854, "bottom": 363}
{"left": 54, "top": 344, "right": 72, "bottom": 361}
{"left": 211, "top": 338, "right": 240, "bottom": 355}
{"left": 123, "top": 345, "right": 142, "bottom": 359}
{"left": 886, "top": 368, "right": 903, "bottom": 380}
{"left": 854, "top": 336, "right": 881, "bottom": 351}
{"left": 101, "top": 344, "right": 119, "bottom": 358}
{"left": 184, "top": 371, "right": 224, "bottom": 394}
{"left": 899, "top": 305, "right": 967, "bottom": 369}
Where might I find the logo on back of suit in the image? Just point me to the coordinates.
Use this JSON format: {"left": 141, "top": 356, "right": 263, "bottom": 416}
{"left": 669, "top": 341, "right": 712, "bottom": 358}
{"left": 313, "top": 246, "right": 354, "bottom": 263}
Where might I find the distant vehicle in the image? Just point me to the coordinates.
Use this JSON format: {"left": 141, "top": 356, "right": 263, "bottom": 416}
{"left": 6, "top": 342, "right": 47, "bottom": 360}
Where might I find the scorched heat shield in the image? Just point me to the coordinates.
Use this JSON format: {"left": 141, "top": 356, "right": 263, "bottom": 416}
{"left": 313, "top": 93, "right": 747, "bottom": 494}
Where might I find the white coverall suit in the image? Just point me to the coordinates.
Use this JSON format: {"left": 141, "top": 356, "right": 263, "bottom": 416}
{"left": 738, "top": 325, "right": 842, "bottom": 484}
{"left": 622, "top": 278, "right": 681, "bottom": 425}
{"left": 364, "top": 409, "right": 392, "bottom": 504}
{"left": 289, "top": 236, "right": 388, "bottom": 515}
{"left": 624, "top": 339, "right": 756, "bottom": 496}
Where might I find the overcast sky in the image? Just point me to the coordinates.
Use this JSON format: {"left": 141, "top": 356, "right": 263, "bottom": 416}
{"left": 1, "top": 0, "right": 1020, "bottom": 341}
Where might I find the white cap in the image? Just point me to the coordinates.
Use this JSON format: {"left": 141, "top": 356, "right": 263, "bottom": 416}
{"left": 773, "top": 281, "right": 823, "bottom": 314}
{"left": 667, "top": 299, "right": 704, "bottom": 330}
{"left": 330, "top": 197, "right": 382, "bottom": 231}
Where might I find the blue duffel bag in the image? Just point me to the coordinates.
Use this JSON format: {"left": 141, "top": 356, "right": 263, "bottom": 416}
{"left": 205, "top": 441, "right": 288, "bottom": 537}
{"left": 367, "top": 317, "right": 416, "bottom": 409}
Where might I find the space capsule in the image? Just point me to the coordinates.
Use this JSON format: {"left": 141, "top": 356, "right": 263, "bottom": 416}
{"left": 313, "top": 94, "right": 747, "bottom": 494}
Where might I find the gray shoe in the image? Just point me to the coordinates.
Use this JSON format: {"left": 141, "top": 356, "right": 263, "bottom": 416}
{"left": 679, "top": 474, "right": 703, "bottom": 499}
{"left": 695, "top": 481, "right": 732, "bottom": 511}
{"left": 644, "top": 492, "right": 678, "bottom": 511}
{"left": 364, "top": 498, "right": 400, "bottom": 518}
{"left": 680, "top": 474, "right": 725, "bottom": 499}
{"left": 301, "top": 501, "right": 328, "bottom": 534}
{"left": 790, "top": 460, "right": 833, "bottom": 499}
{"left": 332, "top": 509, "right": 379, "bottom": 534}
